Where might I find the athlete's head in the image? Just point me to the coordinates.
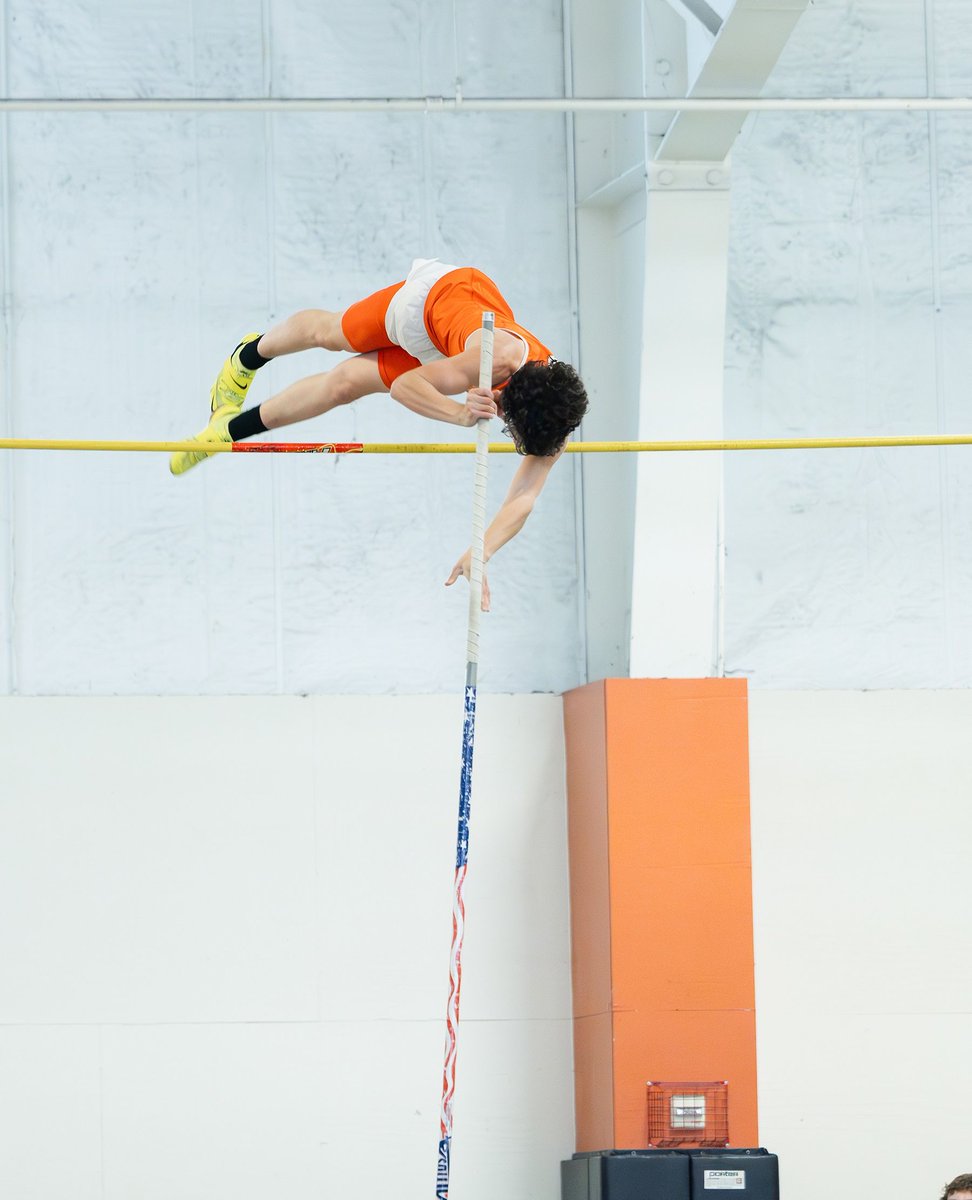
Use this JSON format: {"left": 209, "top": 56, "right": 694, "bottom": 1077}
{"left": 500, "top": 359, "right": 589, "bottom": 457}
{"left": 942, "top": 1175, "right": 972, "bottom": 1200}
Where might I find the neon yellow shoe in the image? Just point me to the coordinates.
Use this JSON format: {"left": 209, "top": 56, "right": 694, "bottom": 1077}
{"left": 209, "top": 333, "right": 263, "bottom": 413}
{"left": 169, "top": 404, "right": 235, "bottom": 476}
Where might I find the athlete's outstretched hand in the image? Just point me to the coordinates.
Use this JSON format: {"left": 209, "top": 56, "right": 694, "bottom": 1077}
{"left": 458, "top": 386, "right": 499, "bottom": 428}
{"left": 445, "top": 553, "right": 491, "bottom": 612}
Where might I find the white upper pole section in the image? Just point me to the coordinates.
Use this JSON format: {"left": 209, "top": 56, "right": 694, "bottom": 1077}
{"left": 465, "top": 314, "right": 494, "bottom": 667}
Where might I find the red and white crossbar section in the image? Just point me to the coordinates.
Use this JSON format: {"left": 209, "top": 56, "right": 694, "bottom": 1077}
{"left": 436, "top": 312, "right": 494, "bottom": 1200}
{"left": 231, "top": 442, "right": 363, "bottom": 453}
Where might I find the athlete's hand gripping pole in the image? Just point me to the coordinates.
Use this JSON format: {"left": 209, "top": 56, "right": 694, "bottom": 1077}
{"left": 436, "top": 311, "right": 494, "bottom": 1200}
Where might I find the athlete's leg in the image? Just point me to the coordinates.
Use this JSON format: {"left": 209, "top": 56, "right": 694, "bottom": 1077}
{"left": 218, "top": 279, "right": 402, "bottom": 408}
{"left": 169, "top": 353, "right": 386, "bottom": 476}
{"left": 259, "top": 352, "right": 385, "bottom": 428}
{"left": 256, "top": 277, "right": 406, "bottom": 358}
{"left": 209, "top": 310, "right": 360, "bottom": 412}
{"left": 256, "top": 309, "right": 354, "bottom": 357}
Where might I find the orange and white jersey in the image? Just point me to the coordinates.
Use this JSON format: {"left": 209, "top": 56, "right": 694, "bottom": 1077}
{"left": 341, "top": 260, "right": 552, "bottom": 389}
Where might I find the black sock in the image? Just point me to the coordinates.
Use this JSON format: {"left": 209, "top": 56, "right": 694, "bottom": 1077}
{"left": 238, "top": 336, "right": 271, "bottom": 370}
{"left": 228, "top": 406, "right": 268, "bottom": 442}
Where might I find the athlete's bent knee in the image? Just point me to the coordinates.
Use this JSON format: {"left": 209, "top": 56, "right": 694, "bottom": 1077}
{"left": 327, "top": 366, "right": 363, "bottom": 406}
{"left": 308, "top": 311, "right": 344, "bottom": 351}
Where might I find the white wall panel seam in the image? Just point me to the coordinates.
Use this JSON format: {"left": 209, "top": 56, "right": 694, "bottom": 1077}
{"left": 268, "top": 119, "right": 284, "bottom": 697}
{"left": 189, "top": 6, "right": 206, "bottom": 698}
{"left": 262, "top": 0, "right": 284, "bottom": 694}
{"left": 562, "top": 0, "right": 589, "bottom": 684}
{"left": 200, "top": 0, "right": 216, "bottom": 701}
{"left": 420, "top": 116, "right": 435, "bottom": 252}
{"left": 450, "top": 0, "right": 462, "bottom": 93}
{"left": 924, "top": 0, "right": 952, "bottom": 669}
{"left": 0, "top": 0, "right": 15, "bottom": 694}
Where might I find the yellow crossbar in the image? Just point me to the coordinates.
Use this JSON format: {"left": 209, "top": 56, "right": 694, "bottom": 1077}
{"left": 1, "top": 435, "right": 972, "bottom": 454}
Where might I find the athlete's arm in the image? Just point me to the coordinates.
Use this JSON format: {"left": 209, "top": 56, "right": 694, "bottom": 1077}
{"left": 444, "top": 450, "right": 562, "bottom": 610}
{"left": 388, "top": 332, "right": 522, "bottom": 427}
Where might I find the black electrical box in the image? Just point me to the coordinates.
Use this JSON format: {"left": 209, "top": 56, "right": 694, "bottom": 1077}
{"left": 561, "top": 1149, "right": 690, "bottom": 1200}
{"left": 687, "top": 1148, "right": 779, "bottom": 1198}
{"left": 561, "top": 1148, "right": 779, "bottom": 1200}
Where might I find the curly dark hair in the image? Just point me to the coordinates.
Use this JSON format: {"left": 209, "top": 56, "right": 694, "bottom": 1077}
{"left": 942, "top": 1175, "right": 972, "bottom": 1199}
{"left": 500, "top": 359, "right": 589, "bottom": 457}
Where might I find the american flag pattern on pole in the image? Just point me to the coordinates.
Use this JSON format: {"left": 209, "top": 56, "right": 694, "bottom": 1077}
{"left": 436, "top": 313, "right": 493, "bottom": 1200}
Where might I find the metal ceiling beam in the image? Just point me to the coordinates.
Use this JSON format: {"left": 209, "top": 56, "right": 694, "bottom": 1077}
{"left": 0, "top": 94, "right": 967, "bottom": 114}
{"left": 664, "top": 0, "right": 725, "bottom": 37}
{"left": 657, "top": 0, "right": 811, "bottom": 160}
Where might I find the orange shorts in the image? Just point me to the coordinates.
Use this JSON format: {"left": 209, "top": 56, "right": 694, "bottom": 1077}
{"left": 340, "top": 280, "right": 422, "bottom": 389}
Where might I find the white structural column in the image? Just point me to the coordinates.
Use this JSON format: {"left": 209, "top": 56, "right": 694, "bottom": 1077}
{"left": 629, "top": 161, "right": 731, "bottom": 677}
{"left": 626, "top": 0, "right": 808, "bottom": 677}
{"left": 567, "top": 0, "right": 808, "bottom": 679}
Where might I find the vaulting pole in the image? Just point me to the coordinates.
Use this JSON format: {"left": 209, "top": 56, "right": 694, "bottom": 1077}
{"left": 436, "top": 311, "right": 494, "bottom": 1200}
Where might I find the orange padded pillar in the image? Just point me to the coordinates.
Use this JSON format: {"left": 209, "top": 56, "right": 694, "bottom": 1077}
{"left": 563, "top": 678, "right": 756, "bottom": 1151}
